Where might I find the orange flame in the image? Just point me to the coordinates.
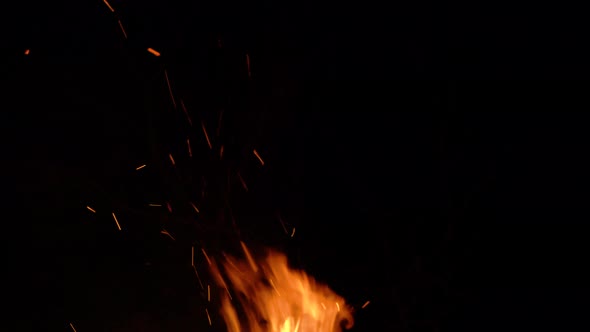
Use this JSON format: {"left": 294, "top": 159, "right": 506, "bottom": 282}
{"left": 210, "top": 244, "right": 354, "bottom": 332}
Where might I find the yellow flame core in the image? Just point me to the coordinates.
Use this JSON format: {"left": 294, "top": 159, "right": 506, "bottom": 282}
{"left": 211, "top": 248, "right": 354, "bottom": 332}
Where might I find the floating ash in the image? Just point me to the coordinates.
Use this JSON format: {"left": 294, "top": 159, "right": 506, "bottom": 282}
{"left": 210, "top": 242, "right": 354, "bottom": 332}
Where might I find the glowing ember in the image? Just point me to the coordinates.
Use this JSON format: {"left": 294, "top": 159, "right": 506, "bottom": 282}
{"left": 210, "top": 244, "right": 354, "bottom": 332}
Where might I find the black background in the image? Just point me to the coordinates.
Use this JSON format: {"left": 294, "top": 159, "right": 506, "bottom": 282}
{"left": 5, "top": 1, "right": 590, "bottom": 331}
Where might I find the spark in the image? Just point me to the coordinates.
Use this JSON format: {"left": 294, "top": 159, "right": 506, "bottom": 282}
{"left": 147, "top": 48, "right": 161, "bottom": 57}
{"left": 253, "top": 149, "right": 265, "bottom": 166}
{"left": 112, "top": 212, "right": 121, "bottom": 231}
{"left": 117, "top": 20, "right": 128, "bottom": 39}
{"left": 135, "top": 164, "right": 146, "bottom": 170}
{"left": 191, "top": 246, "right": 194, "bottom": 266}
{"left": 336, "top": 302, "right": 341, "bottom": 312}
{"left": 187, "top": 138, "right": 192, "bottom": 157}
{"left": 278, "top": 214, "right": 289, "bottom": 234}
{"left": 201, "top": 248, "right": 212, "bottom": 265}
{"left": 205, "top": 308, "right": 212, "bottom": 326}
{"left": 207, "top": 284, "right": 211, "bottom": 302}
{"left": 163, "top": 69, "right": 177, "bottom": 108}
{"left": 86, "top": 206, "right": 96, "bottom": 213}
{"left": 180, "top": 100, "right": 193, "bottom": 126}
{"left": 291, "top": 227, "right": 296, "bottom": 238}
{"left": 193, "top": 265, "right": 205, "bottom": 289}
{"left": 201, "top": 121, "right": 212, "bottom": 149}
{"left": 24, "top": 49, "right": 30, "bottom": 55}
{"left": 69, "top": 322, "right": 77, "bottom": 332}
{"left": 220, "top": 145, "right": 224, "bottom": 160}
{"left": 246, "top": 53, "right": 251, "bottom": 78}
{"left": 362, "top": 300, "right": 371, "bottom": 309}
{"left": 321, "top": 303, "right": 327, "bottom": 310}
{"left": 190, "top": 202, "right": 200, "bottom": 213}
{"left": 169, "top": 153, "right": 176, "bottom": 166}
{"left": 148, "top": 203, "right": 162, "bottom": 207}
{"left": 161, "top": 229, "right": 176, "bottom": 241}
{"left": 240, "top": 241, "right": 258, "bottom": 272}
{"left": 102, "top": 0, "right": 115, "bottom": 12}
{"left": 166, "top": 202, "right": 172, "bottom": 213}
{"left": 237, "top": 172, "right": 248, "bottom": 191}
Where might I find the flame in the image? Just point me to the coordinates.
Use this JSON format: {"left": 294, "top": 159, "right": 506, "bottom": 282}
{"left": 210, "top": 244, "right": 354, "bottom": 332}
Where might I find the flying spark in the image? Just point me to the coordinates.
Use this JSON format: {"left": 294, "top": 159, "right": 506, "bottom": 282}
{"left": 208, "top": 284, "right": 211, "bottom": 302}
{"left": 161, "top": 229, "right": 176, "bottom": 241}
{"left": 69, "top": 322, "right": 77, "bottom": 332}
{"left": 102, "top": 0, "right": 115, "bottom": 12}
{"left": 112, "top": 212, "right": 122, "bottom": 230}
{"left": 24, "top": 49, "right": 30, "bottom": 55}
{"left": 237, "top": 172, "right": 248, "bottom": 191}
{"left": 201, "top": 121, "right": 212, "bottom": 149}
{"left": 201, "top": 248, "right": 212, "bottom": 265}
{"left": 136, "top": 164, "right": 146, "bottom": 170}
{"left": 169, "top": 153, "right": 176, "bottom": 166}
{"left": 187, "top": 138, "right": 192, "bottom": 157}
{"left": 117, "top": 20, "right": 128, "bottom": 39}
{"left": 336, "top": 302, "right": 341, "bottom": 312}
{"left": 166, "top": 202, "right": 173, "bottom": 213}
{"left": 220, "top": 145, "right": 224, "bottom": 160}
{"left": 190, "top": 202, "right": 200, "bottom": 213}
{"left": 193, "top": 265, "right": 205, "bottom": 289}
{"left": 86, "top": 206, "right": 96, "bottom": 213}
{"left": 361, "top": 301, "right": 371, "bottom": 309}
{"left": 253, "top": 149, "right": 265, "bottom": 166}
{"left": 148, "top": 203, "right": 162, "bottom": 207}
{"left": 291, "top": 227, "right": 296, "bottom": 238}
{"left": 205, "top": 308, "right": 212, "bottom": 326}
{"left": 191, "top": 246, "right": 195, "bottom": 266}
{"left": 147, "top": 48, "right": 161, "bottom": 57}
{"left": 163, "top": 69, "right": 177, "bottom": 108}
{"left": 180, "top": 100, "right": 193, "bottom": 126}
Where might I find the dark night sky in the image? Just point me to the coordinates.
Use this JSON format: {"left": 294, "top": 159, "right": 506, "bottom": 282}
{"left": 5, "top": 1, "right": 590, "bottom": 331}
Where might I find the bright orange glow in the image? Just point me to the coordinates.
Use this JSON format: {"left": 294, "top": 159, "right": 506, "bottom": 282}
{"left": 86, "top": 206, "right": 96, "bottom": 213}
{"left": 147, "top": 48, "right": 161, "bottom": 57}
{"left": 253, "top": 149, "right": 265, "bottom": 166}
{"left": 103, "top": 0, "right": 115, "bottom": 12}
{"left": 210, "top": 244, "right": 354, "bottom": 332}
{"left": 24, "top": 49, "right": 30, "bottom": 55}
